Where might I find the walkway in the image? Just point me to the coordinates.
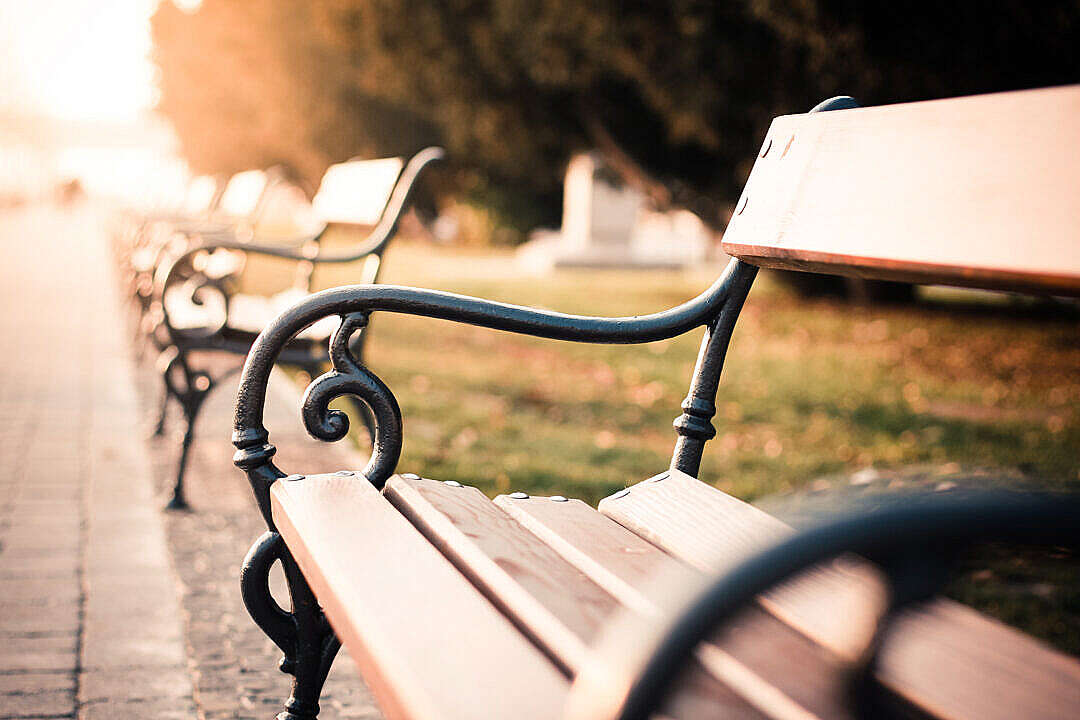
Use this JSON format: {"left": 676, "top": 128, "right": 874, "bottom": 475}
{"left": 0, "top": 204, "right": 193, "bottom": 718}
{"left": 0, "top": 203, "right": 380, "bottom": 719}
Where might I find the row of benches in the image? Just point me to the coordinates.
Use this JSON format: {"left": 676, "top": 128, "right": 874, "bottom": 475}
{"left": 113, "top": 148, "right": 442, "bottom": 507}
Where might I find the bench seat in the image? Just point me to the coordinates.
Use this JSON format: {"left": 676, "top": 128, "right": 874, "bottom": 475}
{"left": 270, "top": 471, "right": 1080, "bottom": 720}
{"left": 270, "top": 473, "right": 569, "bottom": 720}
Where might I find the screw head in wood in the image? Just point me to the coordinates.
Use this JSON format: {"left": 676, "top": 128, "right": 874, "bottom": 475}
{"left": 509, "top": 492, "right": 529, "bottom": 499}
{"left": 334, "top": 470, "right": 354, "bottom": 476}
{"left": 401, "top": 473, "right": 421, "bottom": 480}
{"left": 550, "top": 495, "right": 568, "bottom": 502}
{"left": 444, "top": 480, "right": 463, "bottom": 487}
{"left": 284, "top": 474, "right": 305, "bottom": 482}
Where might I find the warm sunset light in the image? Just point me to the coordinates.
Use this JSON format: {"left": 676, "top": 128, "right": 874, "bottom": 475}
{"left": 0, "top": 4, "right": 1075, "bottom": 718}
{"left": 0, "top": 0, "right": 186, "bottom": 204}
{"left": 0, "top": 0, "right": 159, "bottom": 122}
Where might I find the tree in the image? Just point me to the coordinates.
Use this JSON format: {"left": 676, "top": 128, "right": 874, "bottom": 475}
{"left": 153, "top": 0, "right": 1080, "bottom": 234}
{"left": 151, "top": 0, "right": 433, "bottom": 189}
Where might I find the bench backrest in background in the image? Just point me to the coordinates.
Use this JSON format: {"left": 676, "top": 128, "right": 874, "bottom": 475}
{"left": 722, "top": 84, "right": 1080, "bottom": 296}
{"left": 181, "top": 175, "right": 220, "bottom": 217}
{"left": 311, "top": 156, "right": 405, "bottom": 227}
{"left": 217, "top": 169, "right": 273, "bottom": 220}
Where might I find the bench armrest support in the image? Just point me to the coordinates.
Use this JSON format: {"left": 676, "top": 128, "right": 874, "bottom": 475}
{"left": 232, "top": 258, "right": 758, "bottom": 528}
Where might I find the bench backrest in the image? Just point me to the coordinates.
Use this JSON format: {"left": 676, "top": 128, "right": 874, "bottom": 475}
{"left": 181, "top": 175, "right": 220, "bottom": 216}
{"left": 311, "top": 156, "right": 405, "bottom": 227}
{"left": 217, "top": 169, "right": 274, "bottom": 220}
{"left": 722, "top": 84, "right": 1080, "bottom": 296}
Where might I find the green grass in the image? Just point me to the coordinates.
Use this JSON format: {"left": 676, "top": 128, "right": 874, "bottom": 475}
{"left": 293, "top": 241, "right": 1080, "bottom": 506}
{"left": 260, "top": 239, "right": 1079, "bottom": 651}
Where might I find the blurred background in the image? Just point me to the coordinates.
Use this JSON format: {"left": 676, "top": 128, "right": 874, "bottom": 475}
{"left": 1, "top": 0, "right": 1078, "bottom": 654}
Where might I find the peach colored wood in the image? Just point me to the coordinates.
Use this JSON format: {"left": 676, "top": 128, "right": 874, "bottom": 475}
{"left": 383, "top": 475, "right": 618, "bottom": 674}
{"left": 722, "top": 85, "right": 1080, "bottom": 296}
{"left": 599, "top": 470, "right": 1080, "bottom": 720}
{"left": 269, "top": 474, "right": 569, "bottom": 720}
{"left": 385, "top": 476, "right": 768, "bottom": 720}
{"left": 497, "top": 491, "right": 852, "bottom": 720}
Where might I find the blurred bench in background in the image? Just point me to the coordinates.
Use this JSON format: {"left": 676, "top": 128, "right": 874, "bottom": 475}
{"left": 232, "top": 85, "right": 1079, "bottom": 719}
{"left": 123, "top": 147, "right": 442, "bottom": 509}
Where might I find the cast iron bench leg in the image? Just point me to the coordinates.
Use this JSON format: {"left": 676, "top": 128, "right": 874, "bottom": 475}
{"left": 242, "top": 532, "right": 340, "bottom": 720}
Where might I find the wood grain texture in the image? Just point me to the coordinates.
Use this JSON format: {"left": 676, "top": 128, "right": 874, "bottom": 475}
{"left": 599, "top": 469, "right": 1080, "bottom": 720}
{"left": 722, "top": 85, "right": 1080, "bottom": 296}
{"left": 269, "top": 474, "right": 569, "bottom": 720}
{"left": 383, "top": 475, "right": 617, "bottom": 674}
{"left": 385, "top": 475, "right": 769, "bottom": 720}
{"left": 497, "top": 492, "right": 853, "bottom": 720}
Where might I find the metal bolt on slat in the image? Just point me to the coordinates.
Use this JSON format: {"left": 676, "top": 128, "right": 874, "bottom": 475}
{"left": 550, "top": 495, "right": 569, "bottom": 503}
{"left": 401, "top": 473, "right": 421, "bottom": 480}
{"left": 509, "top": 492, "right": 529, "bottom": 499}
{"left": 284, "top": 474, "right": 305, "bottom": 482}
{"left": 334, "top": 470, "right": 354, "bottom": 476}
{"left": 444, "top": 480, "right": 463, "bottom": 487}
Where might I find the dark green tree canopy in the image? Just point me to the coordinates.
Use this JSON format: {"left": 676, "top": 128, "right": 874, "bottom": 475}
{"left": 153, "top": 0, "right": 1080, "bottom": 232}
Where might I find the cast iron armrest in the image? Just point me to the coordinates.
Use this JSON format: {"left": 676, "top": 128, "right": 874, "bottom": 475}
{"left": 231, "top": 258, "right": 759, "bottom": 529}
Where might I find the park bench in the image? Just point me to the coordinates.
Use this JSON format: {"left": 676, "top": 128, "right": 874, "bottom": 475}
{"left": 150, "top": 147, "right": 443, "bottom": 508}
{"left": 117, "top": 168, "right": 284, "bottom": 330}
{"left": 230, "top": 85, "right": 1080, "bottom": 720}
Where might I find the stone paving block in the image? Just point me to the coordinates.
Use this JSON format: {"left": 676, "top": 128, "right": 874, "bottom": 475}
{"left": 0, "top": 635, "right": 77, "bottom": 674}
{"left": 81, "top": 697, "right": 196, "bottom": 720}
{"left": 0, "top": 602, "right": 80, "bottom": 635}
{"left": 0, "top": 672, "right": 75, "bottom": 694}
{"left": 0, "top": 579, "right": 80, "bottom": 605}
{"left": 0, "top": 687, "right": 74, "bottom": 718}
{"left": 79, "top": 667, "right": 191, "bottom": 704}
{"left": 0, "top": 526, "right": 80, "bottom": 555}
{"left": 0, "top": 553, "right": 79, "bottom": 580}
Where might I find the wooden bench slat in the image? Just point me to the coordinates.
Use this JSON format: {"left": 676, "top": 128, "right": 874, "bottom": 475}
{"left": 722, "top": 85, "right": 1080, "bottom": 296}
{"left": 383, "top": 475, "right": 618, "bottom": 673}
{"left": 599, "top": 470, "right": 1080, "bottom": 720}
{"left": 496, "top": 490, "right": 854, "bottom": 720}
{"left": 270, "top": 474, "right": 569, "bottom": 720}
{"left": 384, "top": 475, "right": 771, "bottom": 720}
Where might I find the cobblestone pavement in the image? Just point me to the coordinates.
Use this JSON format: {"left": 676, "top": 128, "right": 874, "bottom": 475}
{"left": 0, "top": 203, "right": 382, "bottom": 719}
{"left": 0, "top": 205, "right": 194, "bottom": 719}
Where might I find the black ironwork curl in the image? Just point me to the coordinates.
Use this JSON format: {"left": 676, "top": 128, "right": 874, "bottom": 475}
{"left": 240, "top": 531, "right": 297, "bottom": 663}
{"left": 299, "top": 312, "right": 403, "bottom": 485}
{"left": 596, "top": 491, "right": 1080, "bottom": 720}
{"left": 240, "top": 531, "right": 340, "bottom": 720}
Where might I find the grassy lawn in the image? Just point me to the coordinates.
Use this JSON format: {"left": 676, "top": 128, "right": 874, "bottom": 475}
{"left": 291, "top": 241, "right": 1080, "bottom": 505}
{"left": 249, "top": 237, "right": 1079, "bottom": 651}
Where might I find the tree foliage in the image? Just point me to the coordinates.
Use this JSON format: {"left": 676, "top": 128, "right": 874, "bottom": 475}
{"left": 153, "top": 0, "right": 1080, "bottom": 232}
